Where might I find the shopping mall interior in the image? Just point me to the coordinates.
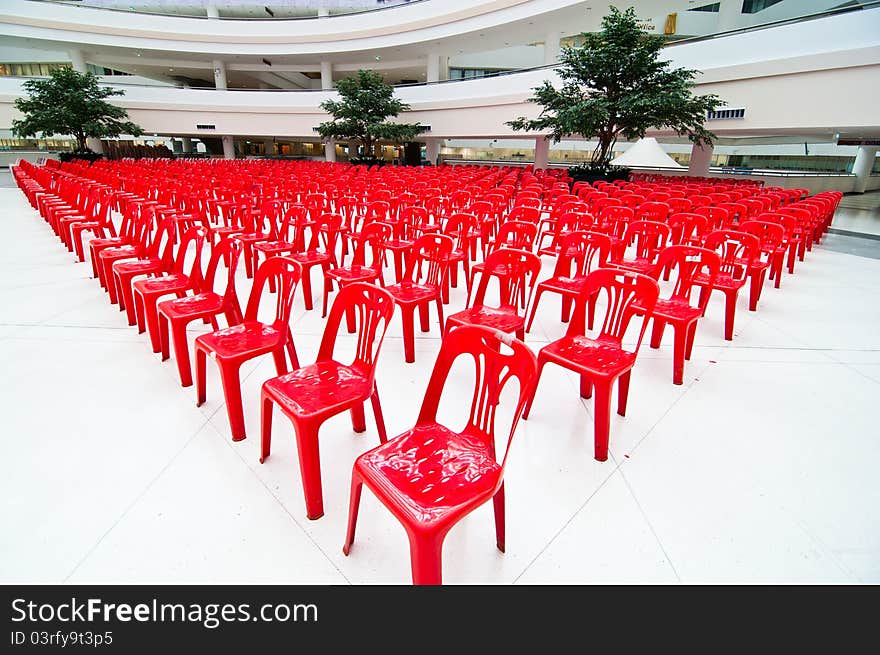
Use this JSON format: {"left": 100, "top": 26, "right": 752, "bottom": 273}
{"left": 1, "top": 1, "right": 878, "bottom": 585}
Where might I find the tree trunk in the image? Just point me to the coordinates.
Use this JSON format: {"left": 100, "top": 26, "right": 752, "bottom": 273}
{"left": 76, "top": 133, "right": 87, "bottom": 152}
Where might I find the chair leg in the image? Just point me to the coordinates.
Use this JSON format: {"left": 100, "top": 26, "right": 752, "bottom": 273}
{"left": 300, "top": 266, "right": 314, "bottom": 311}
{"left": 580, "top": 374, "right": 593, "bottom": 399}
{"left": 723, "top": 290, "right": 737, "bottom": 341}
{"left": 748, "top": 269, "right": 766, "bottom": 311}
{"left": 685, "top": 321, "right": 698, "bottom": 360}
{"left": 521, "top": 358, "right": 546, "bottom": 420}
{"left": 650, "top": 317, "right": 666, "bottom": 349}
{"left": 171, "top": 320, "right": 194, "bottom": 386}
{"left": 408, "top": 531, "right": 444, "bottom": 586}
{"left": 617, "top": 371, "right": 631, "bottom": 416}
{"left": 400, "top": 305, "right": 416, "bottom": 364}
{"left": 592, "top": 381, "right": 613, "bottom": 462}
{"left": 218, "top": 361, "right": 247, "bottom": 441}
{"left": 342, "top": 472, "right": 363, "bottom": 556}
{"left": 272, "top": 347, "right": 288, "bottom": 376}
{"left": 195, "top": 347, "right": 207, "bottom": 405}
{"left": 350, "top": 402, "right": 367, "bottom": 433}
{"left": 259, "top": 394, "right": 274, "bottom": 463}
{"left": 672, "top": 323, "right": 687, "bottom": 385}
{"left": 418, "top": 302, "right": 429, "bottom": 332}
{"left": 525, "top": 288, "right": 543, "bottom": 333}
{"left": 493, "top": 483, "right": 506, "bottom": 553}
{"left": 143, "top": 297, "right": 162, "bottom": 353}
{"left": 133, "top": 289, "right": 147, "bottom": 334}
{"left": 561, "top": 295, "right": 572, "bottom": 323}
{"left": 370, "top": 384, "right": 388, "bottom": 444}
{"left": 293, "top": 421, "right": 325, "bottom": 520}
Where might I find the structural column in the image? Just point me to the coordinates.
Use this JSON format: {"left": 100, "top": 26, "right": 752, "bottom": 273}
{"left": 426, "top": 52, "right": 441, "bottom": 83}
{"left": 263, "top": 137, "right": 275, "bottom": 156}
{"left": 544, "top": 31, "right": 561, "bottom": 65}
{"left": 688, "top": 143, "right": 714, "bottom": 176}
{"left": 534, "top": 137, "right": 550, "bottom": 169}
{"left": 206, "top": 5, "right": 219, "bottom": 18}
{"left": 213, "top": 60, "right": 228, "bottom": 90}
{"left": 325, "top": 140, "right": 337, "bottom": 162}
{"left": 318, "top": 7, "right": 329, "bottom": 17}
{"left": 181, "top": 137, "right": 193, "bottom": 154}
{"left": 222, "top": 135, "right": 235, "bottom": 159}
{"left": 424, "top": 138, "right": 441, "bottom": 165}
{"left": 320, "top": 61, "right": 333, "bottom": 90}
{"left": 852, "top": 146, "right": 878, "bottom": 194}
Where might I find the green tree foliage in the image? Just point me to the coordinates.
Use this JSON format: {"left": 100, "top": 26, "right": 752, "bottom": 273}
{"left": 316, "top": 69, "right": 424, "bottom": 161}
{"left": 508, "top": 6, "right": 722, "bottom": 168}
{"left": 12, "top": 67, "right": 144, "bottom": 153}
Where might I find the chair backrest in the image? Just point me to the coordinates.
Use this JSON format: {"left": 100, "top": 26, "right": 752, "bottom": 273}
{"left": 553, "top": 230, "right": 612, "bottom": 279}
{"left": 702, "top": 229, "right": 760, "bottom": 282}
{"left": 442, "top": 212, "right": 476, "bottom": 253}
{"left": 570, "top": 268, "right": 659, "bottom": 354}
{"left": 653, "top": 245, "right": 720, "bottom": 311}
{"left": 317, "top": 282, "right": 395, "bottom": 380}
{"left": 403, "top": 233, "right": 453, "bottom": 287}
{"left": 351, "top": 221, "right": 391, "bottom": 268}
{"left": 493, "top": 220, "right": 538, "bottom": 252}
{"left": 668, "top": 212, "right": 709, "bottom": 245}
{"left": 693, "top": 205, "right": 730, "bottom": 230}
{"left": 170, "top": 226, "right": 208, "bottom": 284}
{"left": 416, "top": 325, "right": 537, "bottom": 472}
{"left": 621, "top": 220, "right": 671, "bottom": 261}
{"left": 243, "top": 256, "right": 302, "bottom": 336}
{"left": 739, "top": 219, "right": 785, "bottom": 251}
{"left": 468, "top": 248, "right": 541, "bottom": 310}
{"left": 200, "top": 236, "right": 243, "bottom": 313}
{"left": 635, "top": 201, "right": 670, "bottom": 223}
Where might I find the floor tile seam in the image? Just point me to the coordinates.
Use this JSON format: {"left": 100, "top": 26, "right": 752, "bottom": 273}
{"left": 510, "top": 463, "right": 621, "bottom": 584}
{"left": 782, "top": 507, "right": 862, "bottom": 583}
{"left": 215, "top": 429, "right": 354, "bottom": 585}
{"left": 60, "top": 415, "right": 214, "bottom": 583}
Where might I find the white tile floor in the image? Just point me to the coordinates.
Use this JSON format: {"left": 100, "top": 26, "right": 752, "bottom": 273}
{"left": 2, "top": 185, "right": 879, "bottom": 585}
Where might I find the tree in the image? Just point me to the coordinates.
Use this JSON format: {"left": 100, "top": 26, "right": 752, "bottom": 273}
{"left": 12, "top": 67, "right": 144, "bottom": 153}
{"left": 507, "top": 6, "right": 722, "bottom": 169}
{"left": 316, "top": 69, "right": 424, "bottom": 162}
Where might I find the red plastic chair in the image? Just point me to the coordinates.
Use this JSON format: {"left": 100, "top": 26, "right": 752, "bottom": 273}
{"left": 385, "top": 233, "right": 453, "bottom": 363}
{"left": 440, "top": 213, "right": 476, "bottom": 304}
{"left": 739, "top": 219, "right": 786, "bottom": 296}
{"left": 260, "top": 282, "right": 395, "bottom": 520}
{"left": 694, "top": 230, "right": 760, "bottom": 341}
{"left": 641, "top": 245, "right": 720, "bottom": 384}
{"left": 342, "top": 325, "right": 538, "bottom": 584}
{"left": 523, "top": 268, "right": 659, "bottom": 461}
{"left": 106, "top": 216, "right": 176, "bottom": 307}
{"left": 322, "top": 221, "right": 390, "bottom": 322}
{"left": 525, "top": 230, "right": 611, "bottom": 333}
{"left": 158, "top": 238, "right": 244, "bottom": 387}
{"left": 289, "top": 213, "right": 342, "bottom": 311}
{"left": 131, "top": 226, "right": 207, "bottom": 350}
{"left": 445, "top": 248, "right": 540, "bottom": 340}
{"left": 611, "top": 220, "right": 671, "bottom": 275}
{"left": 195, "top": 256, "right": 302, "bottom": 441}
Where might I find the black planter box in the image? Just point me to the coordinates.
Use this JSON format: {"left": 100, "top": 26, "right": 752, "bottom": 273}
{"left": 58, "top": 151, "right": 104, "bottom": 164}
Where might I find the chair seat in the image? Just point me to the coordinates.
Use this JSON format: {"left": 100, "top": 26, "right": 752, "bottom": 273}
{"left": 235, "top": 232, "right": 271, "bottom": 243}
{"left": 90, "top": 237, "right": 126, "bottom": 249}
{"left": 100, "top": 245, "right": 138, "bottom": 259}
{"left": 133, "top": 274, "right": 189, "bottom": 294}
{"left": 290, "top": 249, "right": 331, "bottom": 265}
{"left": 651, "top": 298, "right": 702, "bottom": 323}
{"left": 327, "top": 265, "right": 382, "bottom": 283}
{"left": 611, "top": 258, "right": 655, "bottom": 275}
{"left": 537, "top": 275, "right": 588, "bottom": 295}
{"left": 263, "top": 361, "right": 372, "bottom": 419}
{"left": 385, "top": 238, "right": 415, "bottom": 252}
{"left": 113, "top": 257, "right": 161, "bottom": 274}
{"left": 355, "top": 423, "right": 500, "bottom": 526}
{"left": 540, "top": 335, "right": 636, "bottom": 378}
{"left": 253, "top": 239, "right": 295, "bottom": 254}
{"left": 158, "top": 292, "right": 223, "bottom": 320}
{"left": 447, "top": 306, "right": 523, "bottom": 333}
{"left": 195, "top": 321, "right": 284, "bottom": 359}
{"left": 386, "top": 281, "right": 440, "bottom": 304}
{"left": 694, "top": 271, "right": 746, "bottom": 291}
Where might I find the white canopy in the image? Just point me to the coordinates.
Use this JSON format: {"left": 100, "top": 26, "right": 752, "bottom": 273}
{"left": 610, "top": 137, "right": 684, "bottom": 168}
